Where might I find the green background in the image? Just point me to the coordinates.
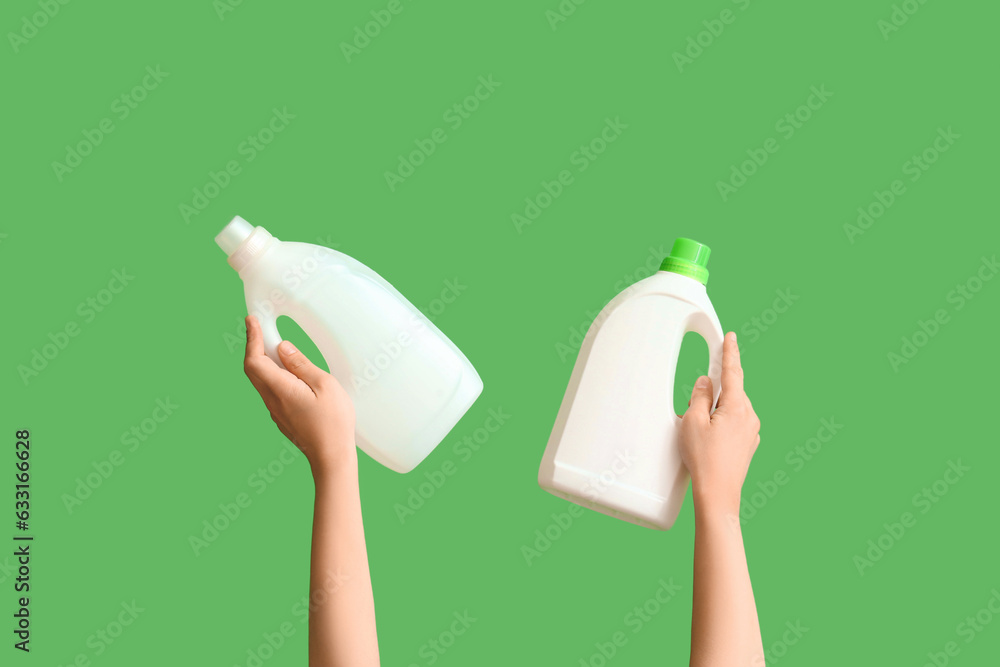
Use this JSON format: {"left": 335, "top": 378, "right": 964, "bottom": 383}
{"left": 4, "top": 0, "right": 999, "bottom": 664}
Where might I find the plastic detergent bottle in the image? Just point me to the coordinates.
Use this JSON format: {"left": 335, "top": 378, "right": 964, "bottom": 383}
{"left": 538, "top": 238, "right": 724, "bottom": 529}
{"left": 215, "top": 215, "right": 483, "bottom": 473}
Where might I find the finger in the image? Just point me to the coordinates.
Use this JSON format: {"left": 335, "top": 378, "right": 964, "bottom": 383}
{"left": 277, "top": 340, "right": 328, "bottom": 393}
{"left": 245, "top": 315, "right": 267, "bottom": 359}
{"left": 685, "top": 375, "right": 714, "bottom": 419}
{"left": 716, "top": 331, "right": 745, "bottom": 410}
{"left": 243, "top": 316, "right": 284, "bottom": 390}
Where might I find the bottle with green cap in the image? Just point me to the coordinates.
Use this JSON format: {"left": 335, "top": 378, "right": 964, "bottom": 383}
{"left": 538, "top": 238, "right": 724, "bottom": 530}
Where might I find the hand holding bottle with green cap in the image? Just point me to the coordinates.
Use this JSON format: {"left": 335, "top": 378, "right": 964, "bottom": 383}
{"left": 681, "top": 330, "right": 765, "bottom": 666}
{"left": 539, "top": 237, "right": 725, "bottom": 530}
{"left": 539, "top": 238, "right": 765, "bottom": 665}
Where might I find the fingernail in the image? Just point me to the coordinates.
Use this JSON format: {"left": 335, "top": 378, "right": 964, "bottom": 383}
{"left": 695, "top": 376, "right": 709, "bottom": 388}
{"left": 279, "top": 340, "right": 297, "bottom": 355}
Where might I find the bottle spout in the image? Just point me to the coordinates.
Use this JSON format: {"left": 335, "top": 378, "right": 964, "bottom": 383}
{"left": 659, "top": 238, "right": 711, "bottom": 285}
{"left": 215, "top": 215, "right": 275, "bottom": 272}
{"left": 216, "top": 216, "right": 255, "bottom": 255}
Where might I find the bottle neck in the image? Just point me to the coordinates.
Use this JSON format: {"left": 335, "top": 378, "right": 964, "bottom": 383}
{"left": 228, "top": 227, "right": 277, "bottom": 272}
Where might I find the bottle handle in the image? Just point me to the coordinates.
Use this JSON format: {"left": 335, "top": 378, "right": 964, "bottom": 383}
{"left": 250, "top": 299, "right": 348, "bottom": 380}
{"left": 684, "top": 311, "right": 725, "bottom": 413}
{"left": 251, "top": 305, "right": 286, "bottom": 369}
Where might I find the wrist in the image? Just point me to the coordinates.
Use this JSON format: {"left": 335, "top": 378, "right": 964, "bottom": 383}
{"left": 309, "top": 441, "right": 359, "bottom": 485}
{"left": 691, "top": 482, "right": 741, "bottom": 518}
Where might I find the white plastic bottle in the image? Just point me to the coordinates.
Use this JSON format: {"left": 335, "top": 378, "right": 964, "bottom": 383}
{"left": 215, "top": 215, "right": 483, "bottom": 473}
{"left": 538, "top": 238, "right": 724, "bottom": 530}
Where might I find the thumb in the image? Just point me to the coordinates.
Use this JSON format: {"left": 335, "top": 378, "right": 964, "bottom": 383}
{"left": 277, "top": 340, "right": 328, "bottom": 392}
{"left": 685, "top": 375, "right": 714, "bottom": 420}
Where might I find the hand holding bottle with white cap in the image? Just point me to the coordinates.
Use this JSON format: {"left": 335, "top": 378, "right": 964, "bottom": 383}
{"left": 241, "top": 313, "right": 380, "bottom": 665}
{"left": 215, "top": 215, "right": 483, "bottom": 473}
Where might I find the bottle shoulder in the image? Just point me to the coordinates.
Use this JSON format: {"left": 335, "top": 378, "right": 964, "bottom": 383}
{"left": 238, "top": 240, "right": 409, "bottom": 311}
{"left": 241, "top": 241, "right": 365, "bottom": 279}
{"left": 605, "top": 272, "right": 715, "bottom": 312}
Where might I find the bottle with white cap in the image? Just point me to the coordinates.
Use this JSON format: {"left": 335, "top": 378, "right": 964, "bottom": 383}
{"left": 538, "top": 238, "right": 725, "bottom": 529}
{"left": 215, "top": 215, "right": 483, "bottom": 473}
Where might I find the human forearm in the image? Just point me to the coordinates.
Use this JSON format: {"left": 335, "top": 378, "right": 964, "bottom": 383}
{"left": 679, "top": 334, "right": 764, "bottom": 667}
{"left": 689, "top": 488, "right": 763, "bottom": 667}
{"left": 309, "top": 454, "right": 380, "bottom": 667}
{"left": 241, "top": 319, "right": 380, "bottom": 665}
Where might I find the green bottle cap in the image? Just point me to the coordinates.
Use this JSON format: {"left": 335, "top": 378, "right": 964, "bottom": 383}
{"left": 659, "top": 238, "right": 711, "bottom": 285}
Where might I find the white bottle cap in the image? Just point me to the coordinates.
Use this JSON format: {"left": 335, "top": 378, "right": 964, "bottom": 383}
{"left": 216, "top": 215, "right": 255, "bottom": 255}
{"left": 215, "top": 215, "right": 275, "bottom": 272}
